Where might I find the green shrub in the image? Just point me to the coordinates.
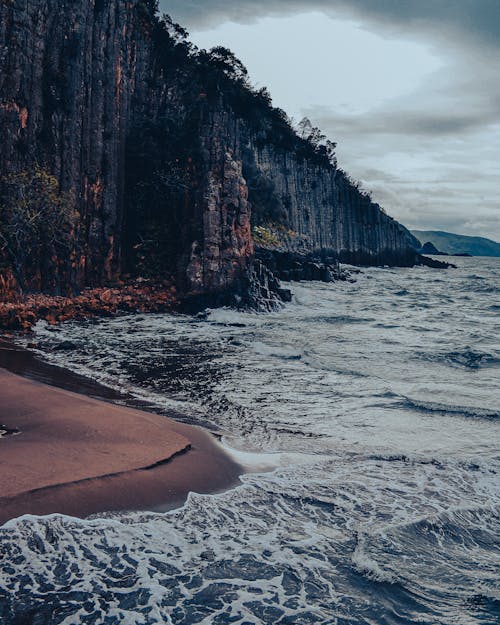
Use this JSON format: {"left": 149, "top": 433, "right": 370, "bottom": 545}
{"left": 252, "top": 226, "right": 280, "bottom": 247}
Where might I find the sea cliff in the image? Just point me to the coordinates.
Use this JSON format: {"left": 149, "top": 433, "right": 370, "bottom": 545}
{"left": 0, "top": 0, "right": 435, "bottom": 311}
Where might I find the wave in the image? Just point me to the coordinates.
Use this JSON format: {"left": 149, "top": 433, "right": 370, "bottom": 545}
{"left": 251, "top": 341, "right": 303, "bottom": 361}
{"left": 351, "top": 503, "right": 500, "bottom": 601}
{"left": 365, "top": 455, "right": 496, "bottom": 477}
{"left": 351, "top": 538, "right": 400, "bottom": 585}
{"left": 365, "top": 453, "right": 444, "bottom": 467}
{"left": 302, "top": 356, "right": 369, "bottom": 377}
{"left": 4, "top": 258, "right": 498, "bottom": 625}
{"left": 309, "top": 314, "right": 375, "bottom": 325}
{"left": 399, "top": 397, "right": 500, "bottom": 421}
{"left": 465, "top": 593, "right": 500, "bottom": 613}
{"left": 418, "top": 348, "right": 500, "bottom": 370}
{"left": 466, "top": 281, "right": 499, "bottom": 294}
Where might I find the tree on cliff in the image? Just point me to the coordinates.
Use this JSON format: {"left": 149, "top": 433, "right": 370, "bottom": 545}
{"left": 196, "top": 46, "right": 251, "bottom": 95}
{"left": 207, "top": 46, "right": 249, "bottom": 83}
{"left": 297, "top": 117, "right": 337, "bottom": 167}
{"left": 151, "top": 13, "right": 195, "bottom": 70}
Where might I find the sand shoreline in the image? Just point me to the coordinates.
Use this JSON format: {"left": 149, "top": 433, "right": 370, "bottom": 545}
{"left": 0, "top": 342, "right": 243, "bottom": 525}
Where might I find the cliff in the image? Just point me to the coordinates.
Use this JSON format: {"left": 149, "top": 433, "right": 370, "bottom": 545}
{"left": 246, "top": 144, "right": 417, "bottom": 266}
{"left": 0, "top": 0, "right": 435, "bottom": 309}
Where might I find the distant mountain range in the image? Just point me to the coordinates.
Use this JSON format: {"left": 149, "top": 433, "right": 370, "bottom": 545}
{"left": 411, "top": 231, "right": 500, "bottom": 257}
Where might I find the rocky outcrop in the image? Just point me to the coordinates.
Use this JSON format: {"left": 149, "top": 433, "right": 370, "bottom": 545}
{"left": 420, "top": 241, "right": 444, "bottom": 255}
{"left": 0, "top": 0, "right": 446, "bottom": 311}
{"left": 186, "top": 112, "right": 253, "bottom": 294}
{"left": 0, "top": 279, "right": 177, "bottom": 331}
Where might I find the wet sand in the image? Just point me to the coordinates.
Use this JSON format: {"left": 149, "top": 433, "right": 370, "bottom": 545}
{"left": 0, "top": 342, "right": 242, "bottom": 525}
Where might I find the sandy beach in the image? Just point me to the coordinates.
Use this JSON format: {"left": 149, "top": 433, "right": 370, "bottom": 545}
{"left": 0, "top": 360, "right": 242, "bottom": 525}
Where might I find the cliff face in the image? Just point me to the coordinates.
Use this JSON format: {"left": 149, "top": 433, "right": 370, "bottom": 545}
{"left": 186, "top": 109, "right": 253, "bottom": 295}
{"left": 245, "top": 142, "right": 416, "bottom": 266}
{"left": 0, "top": 0, "right": 424, "bottom": 305}
{"left": 1, "top": 0, "right": 136, "bottom": 287}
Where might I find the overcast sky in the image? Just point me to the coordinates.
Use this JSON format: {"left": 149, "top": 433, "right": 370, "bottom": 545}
{"left": 160, "top": 1, "right": 499, "bottom": 241}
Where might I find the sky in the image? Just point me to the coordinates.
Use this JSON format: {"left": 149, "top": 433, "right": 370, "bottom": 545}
{"left": 159, "top": 1, "right": 500, "bottom": 241}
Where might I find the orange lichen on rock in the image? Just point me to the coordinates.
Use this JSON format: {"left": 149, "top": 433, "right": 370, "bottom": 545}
{"left": 19, "top": 106, "right": 28, "bottom": 128}
{"left": 90, "top": 176, "right": 104, "bottom": 208}
{"left": 0, "top": 271, "right": 21, "bottom": 303}
{"left": 116, "top": 55, "right": 122, "bottom": 103}
{"left": 0, "top": 101, "right": 28, "bottom": 128}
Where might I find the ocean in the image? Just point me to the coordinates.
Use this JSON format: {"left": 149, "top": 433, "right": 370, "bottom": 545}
{"left": 1, "top": 257, "right": 499, "bottom": 624}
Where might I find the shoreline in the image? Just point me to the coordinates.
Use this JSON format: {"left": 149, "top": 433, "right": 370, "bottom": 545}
{"left": 0, "top": 341, "right": 243, "bottom": 525}
{"left": 0, "top": 279, "right": 178, "bottom": 332}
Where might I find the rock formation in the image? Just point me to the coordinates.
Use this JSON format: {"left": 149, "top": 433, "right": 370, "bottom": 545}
{"left": 420, "top": 242, "right": 444, "bottom": 255}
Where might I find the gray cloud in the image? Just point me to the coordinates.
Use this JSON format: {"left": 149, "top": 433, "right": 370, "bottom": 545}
{"left": 160, "top": 0, "right": 500, "bottom": 49}
{"left": 311, "top": 97, "right": 500, "bottom": 139}
{"left": 313, "top": 110, "right": 498, "bottom": 138}
{"left": 362, "top": 182, "right": 500, "bottom": 241}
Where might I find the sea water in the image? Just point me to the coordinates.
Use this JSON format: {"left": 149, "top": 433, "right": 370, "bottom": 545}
{"left": 1, "top": 257, "right": 498, "bottom": 624}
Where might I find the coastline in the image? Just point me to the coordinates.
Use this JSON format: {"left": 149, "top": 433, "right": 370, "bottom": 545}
{"left": 0, "top": 341, "right": 243, "bottom": 525}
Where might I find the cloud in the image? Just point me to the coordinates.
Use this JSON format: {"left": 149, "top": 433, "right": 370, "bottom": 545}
{"left": 322, "top": 124, "right": 499, "bottom": 239}
{"left": 160, "top": 0, "right": 500, "bottom": 50}
{"left": 315, "top": 110, "right": 497, "bottom": 138}
{"left": 310, "top": 91, "right": 500, "bottom": 140}
{"left": 273, "top": 15, "right": 500, "bottom": 240}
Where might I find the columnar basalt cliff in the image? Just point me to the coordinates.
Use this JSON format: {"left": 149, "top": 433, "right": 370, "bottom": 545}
{"left": 0, "top": 0, "right": 435, "bottom": 309}
{"left": 0, "top": 0, "right": 149, "bottom": 291}
{"left": 246, "top": 143, "right": 417, "bottom": 267}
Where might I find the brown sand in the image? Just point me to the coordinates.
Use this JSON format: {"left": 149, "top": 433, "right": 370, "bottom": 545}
{"left": 0, "top": 366, "right": 242, "bottom": 524}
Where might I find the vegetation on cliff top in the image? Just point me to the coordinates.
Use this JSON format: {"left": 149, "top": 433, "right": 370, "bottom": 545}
{"left": 137, "top": 1, "right": 339, "bottom": 170}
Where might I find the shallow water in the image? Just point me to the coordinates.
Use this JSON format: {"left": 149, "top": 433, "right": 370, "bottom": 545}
{"left": 1, "top": 257, "right": 499, "bottom": 624}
